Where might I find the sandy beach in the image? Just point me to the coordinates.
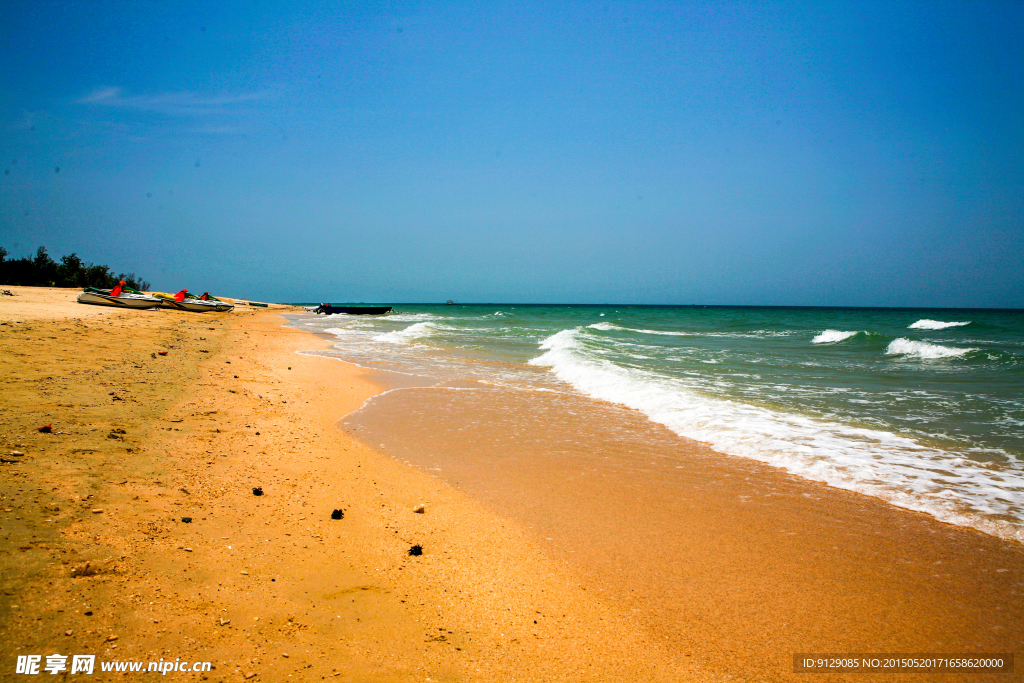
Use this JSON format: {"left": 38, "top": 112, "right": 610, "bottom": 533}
{"left": 1, "top": 287, "right": 1021, "bottom": 682}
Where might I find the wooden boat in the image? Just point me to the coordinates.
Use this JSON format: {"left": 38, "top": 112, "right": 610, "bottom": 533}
{"left": 77, "top": 287, "right": 162, "bottom": 309}
{"left": 314, "top": 304, "right": 392, "bottom": 315}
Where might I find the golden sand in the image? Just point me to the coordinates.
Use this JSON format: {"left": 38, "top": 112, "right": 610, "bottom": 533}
{"left": 0, "top": 287, "right": 697, "bottom": 682}
{"left": 1, "top": 286, "right": 1020, "bottom": 682}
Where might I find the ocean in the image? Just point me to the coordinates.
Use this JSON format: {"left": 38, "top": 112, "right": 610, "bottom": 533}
{"left": 288, "top": 305, "right": 1024, "bottom": 543}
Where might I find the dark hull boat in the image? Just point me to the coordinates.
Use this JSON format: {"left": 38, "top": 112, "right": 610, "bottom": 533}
{"left": 314, "top": 304, "right": 392, "bottom": 315}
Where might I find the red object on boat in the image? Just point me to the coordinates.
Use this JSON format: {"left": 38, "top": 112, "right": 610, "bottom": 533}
{"left": 38, "top": 424, "right": 52, "bottom": 433}
{"left": 110, "top": 280, "right": 126, "bottom": 297}
{"left": 174, "top": 289, "right": 188, "bottom": 302}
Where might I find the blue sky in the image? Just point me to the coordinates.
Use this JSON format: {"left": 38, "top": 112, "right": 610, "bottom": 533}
{"left": 1, "top": 0, "right": 1021, "bottom": 306}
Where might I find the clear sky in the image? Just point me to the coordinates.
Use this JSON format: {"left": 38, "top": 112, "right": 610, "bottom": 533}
{"left": 1, "top": 0, "right": 1021, "bottom": 306}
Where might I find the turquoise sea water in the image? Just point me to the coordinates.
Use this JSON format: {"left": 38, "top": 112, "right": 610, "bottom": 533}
{"left": 290, "top": 305, "right": 1024, "bottom": 542}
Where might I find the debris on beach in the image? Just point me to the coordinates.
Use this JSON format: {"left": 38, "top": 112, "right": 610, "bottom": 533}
{"left": 70, "top": 562, "right": 97, "bottom": 577}
{"left": 414, "top": 504, "right": 426, "bottom": 514}
{"left": 158, "top": 351, "right": 168, "bottom": 356}
{"left": 408, "top": 545, "right": 423, "bottom": 556}
{"left": 70, "top": 561, "right": 114, "bottom": 578}
{"left": 331, "top": 509, "right": 344, "bottom": 520}
{"left": 252, "top": 487, "right": 264, "bottom": 496}
{"left": 38, "top": 424, "right": 52, "bottom": 433}
{"left": 181, "top": 517, "right": 192, "bottom": 523}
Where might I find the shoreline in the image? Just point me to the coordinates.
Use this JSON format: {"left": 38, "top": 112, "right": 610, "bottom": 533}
{"left": 2, "top": 287, "right": 1021, "bottom": 682}
{"left": 0, "top": 287, "right": 700, "bottom": 682}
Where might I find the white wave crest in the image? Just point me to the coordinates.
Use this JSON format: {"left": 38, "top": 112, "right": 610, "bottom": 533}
{"left": 909, "top": 319, "right": 971, "bottom": 330}
{"left": 529, "top": 327, "right": 1023, "bottom": 542}
{"left": 886, "top": 338, "right": 975, "bottom": 359}
{"left": 811, "top": 330, "right": 859, "bottom": 344}
{"left": 373, "top": 322, "right": 437, "bottom": 344}
{"left": 587, "top": 322, "right": 693, "bottom": 336}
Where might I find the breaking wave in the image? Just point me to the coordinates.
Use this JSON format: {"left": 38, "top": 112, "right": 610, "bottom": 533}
{"left": 886, "top": 338, "right": 976, "bottom": 360}
{"left": 811, "top": 330, "right": 860, "bottom": 344}
{"left": 373, "top": 322, "right": 439, "bottom": 344}
{"left": 909, "top": 319, "right": 971, "bottom": 330}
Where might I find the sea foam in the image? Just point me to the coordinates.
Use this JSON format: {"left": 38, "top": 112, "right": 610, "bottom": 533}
{"left": 811, "top": 330, "right": 859, "bottom": 344}
{"left": 886, "top": 338, "right": 975, "bottom": 359}
{"left": 909, "top": 319, "right": 971, "bottom": 330}
{"left": 530, "top": 327, "right": 1023, "bottom": 542}
{"left": 373, "top": 322, "right": 438, "bottom": 344}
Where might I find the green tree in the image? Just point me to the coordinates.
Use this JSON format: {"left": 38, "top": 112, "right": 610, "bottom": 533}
{"left": 56, "top": 253, "right": 86, "bottom": 287}
{"left": 33, "top": 247, "right": 57, "bottom": 285}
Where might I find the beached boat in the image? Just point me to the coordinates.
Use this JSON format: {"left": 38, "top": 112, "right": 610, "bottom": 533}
{"left": 152, "top": 291, "right": 223, "bottom": 313}
{"left": 188, "top": 292, "right": 234, "bottom": 312}
{"left": 314, "top": 304, "right": 392, "bottom": 315}
{"left": 77, "top": 287, "right": 162, "bottom": 309}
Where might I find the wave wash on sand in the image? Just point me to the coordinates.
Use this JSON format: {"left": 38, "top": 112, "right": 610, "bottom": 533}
{"left": 530, "top": 326, "right": 1024, "bottom": 542}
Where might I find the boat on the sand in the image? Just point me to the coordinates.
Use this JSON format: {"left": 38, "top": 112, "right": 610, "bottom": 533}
{"left": 314, "top": 304, "right": 392, "bottom": 315}
{"left": 77, "top": 287, "right": 162, "bottom": 309}
{"left": 152, "top": 289, "right": 231, "bottom": 313}
{"left": 191, "top": 292, "right": 234, "bottom": 312}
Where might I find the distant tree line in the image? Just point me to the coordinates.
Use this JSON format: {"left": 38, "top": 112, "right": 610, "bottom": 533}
{"left": 0, "top": 246, "right": 150, "bottom": 291}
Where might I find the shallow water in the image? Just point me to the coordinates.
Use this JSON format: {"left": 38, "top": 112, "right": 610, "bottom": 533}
{"left": 288, "top": 304, "right": 1024, "bottom": 541}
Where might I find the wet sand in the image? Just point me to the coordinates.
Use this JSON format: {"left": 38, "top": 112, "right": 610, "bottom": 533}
{"left": 345, "top": 381, "right": 1024, "bottom": 682}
